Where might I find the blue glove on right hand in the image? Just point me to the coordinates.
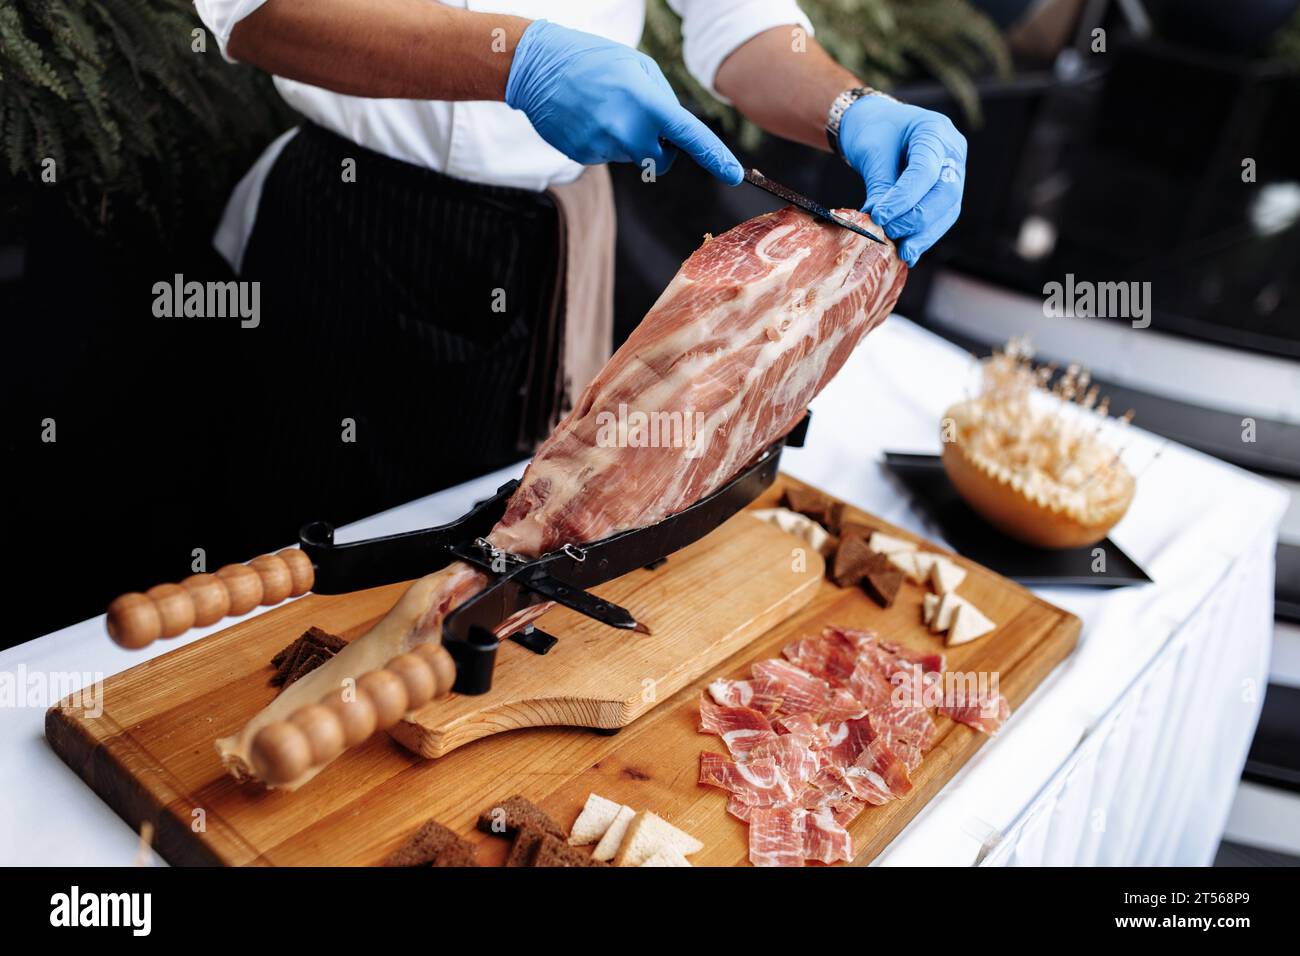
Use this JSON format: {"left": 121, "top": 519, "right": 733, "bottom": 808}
{"left": 838, "top": 94, "right": 967, "bottom": 267}
{"left": 505, "top": 19, "right": 743, "bottom": 185}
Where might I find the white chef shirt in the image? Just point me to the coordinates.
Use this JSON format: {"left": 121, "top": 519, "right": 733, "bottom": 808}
{"left": 196, "top": 0, "right": 813, "bottom": 271}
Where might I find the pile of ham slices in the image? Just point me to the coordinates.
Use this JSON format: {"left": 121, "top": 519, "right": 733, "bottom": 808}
{"left": 697, "top": 626, "right": 1010, "bottom": 866}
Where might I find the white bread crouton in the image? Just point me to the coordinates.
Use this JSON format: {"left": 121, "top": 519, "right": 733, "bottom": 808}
{"left": 592, "top": 805, "right": 637, "bottom": 861}
{"left": 929, "top": 556, "right": 967, "bottom": 596}
{"left": 613, "top": 811, "right": 703, "bottom": 867}
{"left": 947, "top": 602, "right": 996, "bottom": 646}
{"left": 569, "top": 792, "right": 626, "bottom": 846}
{"left": 640, "top": 846, "right": 692, "bottom": 867}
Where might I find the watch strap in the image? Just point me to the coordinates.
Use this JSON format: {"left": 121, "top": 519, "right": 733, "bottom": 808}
{"left": 825, "top": 86, "right": 895, "bottom": 160}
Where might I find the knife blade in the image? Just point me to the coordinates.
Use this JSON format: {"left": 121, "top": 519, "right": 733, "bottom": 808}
{"left": 522, "top": 571, "right": 650, "bottom": 634}
{"left": 744, "top": 168, "right": 884, "bottom": 244}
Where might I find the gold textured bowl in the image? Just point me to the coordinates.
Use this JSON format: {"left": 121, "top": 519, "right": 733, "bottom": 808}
{"left": 941, "top": 402, "right": 1135, "bottom": 550}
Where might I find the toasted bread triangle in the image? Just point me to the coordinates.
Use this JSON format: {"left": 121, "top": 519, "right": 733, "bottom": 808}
{"left": 948, "top": 603, "right": 996, "bottom": 646}
{"left": 569, "top": 792, "right": 626, "bottom": 846}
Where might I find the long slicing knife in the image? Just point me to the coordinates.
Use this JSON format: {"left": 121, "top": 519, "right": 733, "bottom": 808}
{"left": 744, "top": 168, "right": 885, "bottom": 244}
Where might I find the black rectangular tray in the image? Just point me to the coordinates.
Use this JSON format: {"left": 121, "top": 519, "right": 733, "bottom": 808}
{"left": 882, "top": 452, "right": 1152, "bottom": 588}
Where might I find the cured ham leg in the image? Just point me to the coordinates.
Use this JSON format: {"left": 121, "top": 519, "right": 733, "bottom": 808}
{"left": 217, "top": 207, "right": 907, "bottom": 789}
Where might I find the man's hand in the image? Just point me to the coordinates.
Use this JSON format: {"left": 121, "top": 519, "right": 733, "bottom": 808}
{"left": 506, "top": 20, "right": 743, "bottom": 185}
{"left": 715, "top": 26, "right": 967, "bottom": 267}
{"left": 839, "top": 96, "right": 967, "bottom": 268}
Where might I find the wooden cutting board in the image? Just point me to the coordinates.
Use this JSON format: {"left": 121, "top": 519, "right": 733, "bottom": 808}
{"left": 47, "top": 475, "right": 1079, "bottom": 866}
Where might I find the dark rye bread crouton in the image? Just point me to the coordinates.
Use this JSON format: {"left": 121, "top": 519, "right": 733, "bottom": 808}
{"left": 385, "top": 819, "right": 477, "bottom": 867}
{"left": 831, "top": 530, "right": 875, "bottom": 588}
{"left": 476, "top": 795, "right": 564, "bottom": 841}
{"left": 531, "top": 833, "right": 608, "bottom": 867}
{"left": 505, "top": 826, "right": 549, "bottom": 867}
{"left": 860, "top": 551, "right": 904, "bottom": 608}
{"left": 430, "top": 842, "right": 479, "bottom": 868}
{"left": 271, "top": 626, "right": 347, "bottom": 688}
{"left": 271, "top": 626, "right": 346, "bottom": 668}
{"left": 783, "top": 486, "right": 844, "bottom": 535}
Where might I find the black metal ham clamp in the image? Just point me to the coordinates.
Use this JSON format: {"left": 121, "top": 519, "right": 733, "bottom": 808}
{"left": 297, "top": 413, "right": 810, "bottom": 695}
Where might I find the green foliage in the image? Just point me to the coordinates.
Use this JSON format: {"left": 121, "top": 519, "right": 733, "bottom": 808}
{"left": 0, "top": 0, "right": 293, "bottom": 240}
{"left": 642, "top": 0, "right": 1012, "bottom": 149}
{"left": 1273, "top": 7, "right": 1300, "bottom": 64}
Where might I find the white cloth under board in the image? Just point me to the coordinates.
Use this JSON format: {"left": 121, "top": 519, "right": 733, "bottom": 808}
{"left": 0, "top": 317, "right": 1285, "bottom": 865}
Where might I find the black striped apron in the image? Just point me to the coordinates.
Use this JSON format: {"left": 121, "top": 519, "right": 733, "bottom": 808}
{"left": 237, "top": 122, "right": 565, "bottom": 532}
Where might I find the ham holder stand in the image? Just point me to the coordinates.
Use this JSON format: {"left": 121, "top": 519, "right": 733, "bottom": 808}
{"left": 296, "top": 413, "right": 812, "bottom": 697}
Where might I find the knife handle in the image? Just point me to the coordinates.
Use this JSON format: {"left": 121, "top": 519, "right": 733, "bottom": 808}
{"left": 107, "top": 549, "right": 314, "bottom": 649}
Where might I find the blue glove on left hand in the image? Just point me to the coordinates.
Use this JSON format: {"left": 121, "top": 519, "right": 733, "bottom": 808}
{"left": 505, "top": 19, "right": 743, "bottom": 185}
{"left": 838, "top": 95, "right": 967, "bottom": 267}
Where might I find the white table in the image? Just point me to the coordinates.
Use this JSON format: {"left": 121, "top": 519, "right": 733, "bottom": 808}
{"left": 0, "top": 317, "right": 1287, "bottom": 866}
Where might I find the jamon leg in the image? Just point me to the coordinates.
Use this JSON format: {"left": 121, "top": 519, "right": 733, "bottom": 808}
{"left": 215, "top": 564, "right": 485, "bottom": 786}
{"left": 217, "top": 207, "right": 906, "bottom": 789}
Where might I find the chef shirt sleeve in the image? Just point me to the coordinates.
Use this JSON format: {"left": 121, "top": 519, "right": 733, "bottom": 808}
{"left": 194, "top": 0, "right": 270, "bottom": 63}
{"left": 666, "top": 0, "right": 815, "bottom": 103}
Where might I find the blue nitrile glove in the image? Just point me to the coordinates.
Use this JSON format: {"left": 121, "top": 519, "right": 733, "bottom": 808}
{"left": 838, "top": 95, "right": 967, "bottom": 267}
{"left": 505, "top": 20, "right": 743, "bottom": 185}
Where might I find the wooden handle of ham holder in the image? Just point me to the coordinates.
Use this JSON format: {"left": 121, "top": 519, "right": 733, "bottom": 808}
{"left": 106, "top": 548, "right": 459, "bottom": 787}
{"left": 106, "top": 549, "right": 315, "bottom": 649}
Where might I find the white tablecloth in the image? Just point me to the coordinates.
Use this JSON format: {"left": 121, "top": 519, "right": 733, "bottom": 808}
{"left": 0, "top": 317, "right": 1286, "bottom": 866}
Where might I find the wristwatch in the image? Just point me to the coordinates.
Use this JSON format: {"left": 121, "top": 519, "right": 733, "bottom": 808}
{"left": 825, "top": 86, "right": 896, "bottom": 160}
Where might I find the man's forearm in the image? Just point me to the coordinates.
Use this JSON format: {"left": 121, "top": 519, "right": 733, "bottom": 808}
{"left": 227, "top": 0, "right": 528, "bottom": 100}
{"left": 714, "top": 26, "right": 860, "bottom": 151}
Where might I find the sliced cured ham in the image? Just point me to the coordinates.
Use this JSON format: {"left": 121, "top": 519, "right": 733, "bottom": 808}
{"left": 772, "top": 713, "right": 817, "bottom": 736}
{"left": 782, "top": 631, "right": 859, "bottom": 686}
{"left": 849, "top": 736, "right": 913, "bottom": 798}
{"left": 697, "top": 624, "right": 1012, "bottom": 864}
{"left": 847, "top": 656, "right": 895, "bottom": 712}
{"left": 698, "top": 694, "right": 777, "bottom": 758}
{"left": 774, "top": 713, "right": 835, "bottom": 749}
{"left": 748, "top": 733, "right": 820, "bottom": 787}
{"left": 802, "top": 807, "right": 854, "bottom": 864}
{"left": 752, "top": 659, "right": 834, "bottom": 718}
{"left": 874, "top": 725, "right": 924, "bottom": 773}
{"left": 940, "top": 687, "right": 1012, "bottom": 735}
{"left": 880, "top": 639, "right": 946, "bottom": 675}
{"left": 797, "top": 771, "right": 866, "bottom": 820}
{"left": 699, "top": 753, "right": 799, "bottom": 807}
{"left": 846, "top": 643, "right": 938, "bottom": 750}
{"left": 855, "top": 640, "right": 920, "bottom": 684}
{"left": 727, "top": 796, "right": 755, "bottom": 823}
{"left": 830, "top": 800, "right": 866, "bottom": 828}
{"left": 747, "top": 805, "right": 854, "bottom": 866}
{"left": 870, "top": 696, "right": 938, "bottom": 753}
{"left": 733, "top": 792, "right": 866, "bottom": 830}
{"left": 816, "top": 717, "right": 909, "bottom": 801}
{"left": 823, "top": 687, "right": 868, "bottom": 723}
{"left": 834, "top": 627, "right": 946, "bottom": 678}
{"left": 818, "top": 715, "right": 878, "bottom": 769}
{"left": 799, "top": 772, "right": 855, "bottom": 807}
{"left": 748, "top": 808, "right": 807, "bottom": 867}
{"left": 823, "top": 764, "right": 893, "bottom": 806}
{"left": 707, "top": 678, "right": 783, "bottom": 715}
